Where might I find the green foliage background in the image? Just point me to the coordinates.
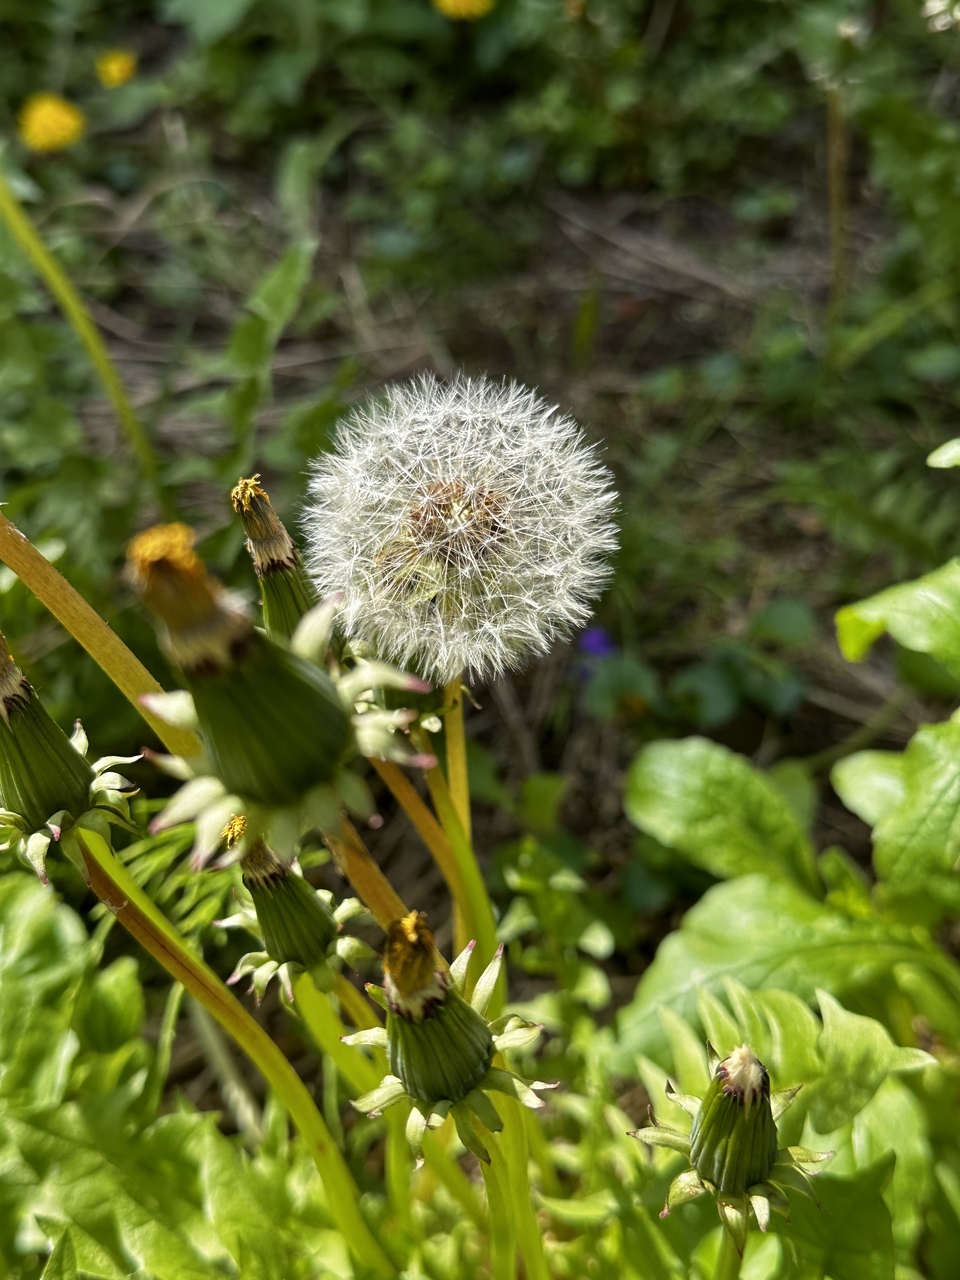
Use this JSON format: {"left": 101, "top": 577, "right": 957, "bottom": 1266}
{"left": 3, "top": 0, "right": 960, "bottom": 1276}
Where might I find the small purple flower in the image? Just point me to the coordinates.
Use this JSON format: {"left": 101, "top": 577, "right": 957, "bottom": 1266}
{"left": 580, "top": 626, "right": 618, "bottom": 660}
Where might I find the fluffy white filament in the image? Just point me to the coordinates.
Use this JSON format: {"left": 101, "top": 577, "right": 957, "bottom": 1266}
{"left": 303, "top": 374, "right": 618, "bottom": 684}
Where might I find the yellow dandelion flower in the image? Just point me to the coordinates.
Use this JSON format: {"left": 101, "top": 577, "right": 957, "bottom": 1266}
{"left": 17, "top": 93, "right": 86, "bottom": 153}
{"left": 432, "top": 0, "right": 495, "bottom": 19}
{"left": 96, "top": 48, "right": 138, "bottom": 89}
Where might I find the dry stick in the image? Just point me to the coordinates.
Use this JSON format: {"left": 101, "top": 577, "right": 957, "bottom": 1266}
{"left": 0, "top": 513, "right": 200, "bottom": 759}
{"left": 77, "top": 827, "right": 394, "bottom": 1279}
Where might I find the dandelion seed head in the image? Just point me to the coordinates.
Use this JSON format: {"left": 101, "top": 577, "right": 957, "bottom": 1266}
{"left": 304, "top": 374, "right": 618, "bottom": 684}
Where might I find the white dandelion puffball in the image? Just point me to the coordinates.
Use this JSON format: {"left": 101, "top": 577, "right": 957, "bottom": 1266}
{"left": 304, "top": 374, "right": 618, "bottom": 685}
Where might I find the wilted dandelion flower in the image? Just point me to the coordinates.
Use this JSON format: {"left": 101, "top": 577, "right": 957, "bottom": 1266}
{"left": 432, "top": 0, "right": 495, "bottom": 18}
{"left": 304, "top": 374, "right": 617, "bottom": 685}
{"left": 96, "top": 49, "right": 138, "bottom": 88}
{"left": 18, "top": 93, "right": 86, "bottom": 152}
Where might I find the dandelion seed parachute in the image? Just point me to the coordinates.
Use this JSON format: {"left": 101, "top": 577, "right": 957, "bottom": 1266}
{"left": 304, "top": 374, "right": 618, "bottom": 685}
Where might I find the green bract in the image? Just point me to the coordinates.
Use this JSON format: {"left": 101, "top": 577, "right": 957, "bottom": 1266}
{"left": 631, "top": 1043, "right": 830, "bottom": 1254}
{"left": 350, "top": 940, "right": 552, "bottom": 1162}
{"left": 0, "top": 653, "right": 137, "bottom": 882}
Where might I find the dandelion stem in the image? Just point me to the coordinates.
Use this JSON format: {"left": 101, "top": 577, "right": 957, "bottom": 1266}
{"left": 0, "top": 170, "right": 161, "bottom": 495}
{"left": 415, "top": 735, "right": 498, "bottom": 991}
{"left": 0, "top": 513, "right": 201, "bottom": 758}
{"left": 476, "top": 1119, "right": 518, "bottom": 1280}
{"left": 293, "top": 972, "right": 381, "bottom": 1094}
{"left": 75, "top": 826, "right": 394, "bottom": 1279}
{"left": 370, "top": 757, "right": 471, "bottom": 917}
{"left": 322, "top": 817, "right": 409, "bottom": 932}
{"left": 714, "top": 1228, "right": 744, "bottom": 1280}
{"left": 298, "top": 970, "right": 482, "bottom": 1230}
{"left": 444, "top": 678, "right": 472, "bottom": 843}
{"left": 499, "top": 1095, "right": 550, "bottom": 1280}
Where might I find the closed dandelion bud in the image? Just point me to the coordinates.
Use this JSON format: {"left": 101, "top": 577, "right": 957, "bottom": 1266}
{"left": 384, "top": 912, "right": 493, "bottom": 1105}
{"left": 690, "top": 1045, "right": 778, "bottom": 1196}
{"left": 0, "top": 645, "right": 93, "bottom": 830}
{"left": 225, "top": 815, "right": 337, "bottom": 967}
{"left": 127, "top": 524, "right": 352, "bottom": 805}
{"left": 231, "top": 475, "right": 317, "bottom": 639}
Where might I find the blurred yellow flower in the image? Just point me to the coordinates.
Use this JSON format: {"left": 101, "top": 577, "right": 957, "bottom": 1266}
{"left": 96, "top": 49, "right": 138, "bottom": 89}
{"left": 432, "top": 0, "right": 495, "bottom": 18}
{"left": 17, "top": 94, "right": 86, "bottom": 153}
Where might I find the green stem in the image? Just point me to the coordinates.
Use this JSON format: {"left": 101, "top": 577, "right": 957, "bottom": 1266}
{"left": 75, "top": 827, "right": 394, "bottom": 1279}
{"left": 500, "top": 1099, "right": 550, "bottom": 1280}
{"left": 714, "top": 1229, "right": 744, "bottom": 1280}
{"left": 443, "top": 678, "right": 471, "bottom": 844}
{"left": 422, "top": 1127, "right": 485, "bottom": 1230}
{"left": 0, "top": 169, "right": 161, "bottom": 492}
{"left": 418, "top": 740, "right": 498, "bottom": 978}
{"left": 293, "top": 972, "right": 382, "bottom": 1094}
{"left": 295, "top": 971, "right": 483, "bottom": 1229}
{"left": 476, "top": 1120, "right": 518, "bottom": 1280}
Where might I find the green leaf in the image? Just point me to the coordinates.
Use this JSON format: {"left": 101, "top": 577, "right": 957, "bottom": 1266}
{"left": 40, "top": 1233, "right": 78, "bottom": 1280}
{"left": 161, "top": 0, "right": 256, "bottom": 44}
{"left": 927, "top": 438, "right": 960, "bottom": 468}
{"left": 836, "top": 560, "right": 960, "bottom": 678}
{"left": 617, "top": 875, "right": 934, "bottom": 1064}
{"left": 867, "top": 719, "right": 960, "bottom": 903}
{"left": 37, "top": 1223, "right": 125, "bottom": 1280}
{"left": 8, "top": 1108, "right": 231, "bottom": 1279}
{"left": 809, "top": 990, "right": 933, "bottom": 1133}
{"left": 247, "top": 240, "right": 317, "bottom": 344}
{"left": 624, "top": 738, "right": 819, "bottom": 892}
{"left": 815, "top": 1077, "right": 931, "bottom": 1257}
{"left": 831, "top": 751, "right": 905, "bottom": 828}
{"left": 777, "top": 1157, "right": 895, "bottom": 1280}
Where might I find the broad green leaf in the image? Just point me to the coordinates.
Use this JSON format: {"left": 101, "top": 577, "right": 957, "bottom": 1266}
{"left": 247, "top": 240, "right": 317, "bottom": 343}
{"left": 836, "top": 560, "right": 960, "bottom": 678}
{"left": 617, "top": 875, "right": 934, "bottom": 1064}
{"left": 814, "top": 1078, "right": 931, "bottom": 1256}
{"left": 657, "top": 1008, "right": 710, "bottom": 1095}
{"left": 808, "top": 990, "right": 933, "bottom": 1132}
{"left": 695, "top": 986, "right": 741, "bottom": 1058}
{"left": 770, "top": 1157, "right": 895, "bottom": 1280}
{"left": 36, "top": 1221, "right": 125, "bottom": 1280}
{"left": 0, "top": 874, "right": 90, "bottom": 1108}
{"left": 8, "top": 1108, "right": 228, "bottom": 1279}
{"left": 831, "top": 751, "right": 906, "bottom": 828}
{"left": 867, "top": 719, "right": 960, "bottom": 903}
{"left": 198, "top": 1128, "right": 292, "bottom": 1280}
{"left": 927, "top": 438, "right": 960, "bottom": 468}
{"left": 40, "top": 1232, "right": 78, "bottom": 1280}
{"left": 624, "top": 738, "right": 818, "bottom": 892}
{"left": 161, "top": 0, "right": 256, "bottom": 44}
